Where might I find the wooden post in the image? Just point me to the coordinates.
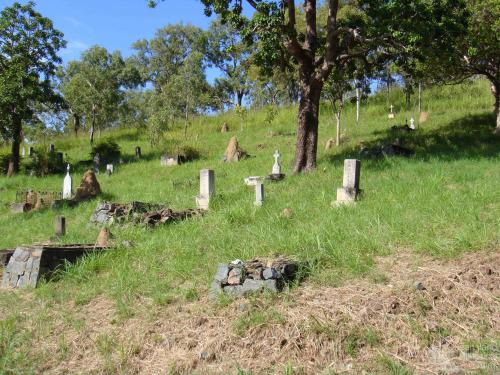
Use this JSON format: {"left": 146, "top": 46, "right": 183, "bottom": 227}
{"left": 55, "top": 216, "right": 66, "bottom": 237}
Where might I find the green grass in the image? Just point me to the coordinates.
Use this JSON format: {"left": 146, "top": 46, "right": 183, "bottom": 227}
{"left": 0, "top": 78, "right": 498, "bottom": 373}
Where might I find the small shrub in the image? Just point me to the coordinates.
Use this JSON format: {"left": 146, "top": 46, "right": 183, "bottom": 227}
{"left": 24, "top": 149, "right": 64, "bottom": 176}
{"left": 90, "top": 139, "right": 121, "bottom": 164}
{"left": 0, "top": 154, "right": 10, "bottom": 175}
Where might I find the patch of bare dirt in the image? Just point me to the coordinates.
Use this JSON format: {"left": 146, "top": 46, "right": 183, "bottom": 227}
{"left": 43, "top": 251, "right": 499, "bottom": 374}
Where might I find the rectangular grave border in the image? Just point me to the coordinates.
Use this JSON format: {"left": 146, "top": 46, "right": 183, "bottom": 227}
{"left": 1, "top": 244, "right": 109, "bottom": 289}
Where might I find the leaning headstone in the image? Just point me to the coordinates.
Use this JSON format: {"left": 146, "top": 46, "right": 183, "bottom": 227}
{"left": 106, "top": 164, "right": 114, "bottom": 176}
{"left": 254, "top": 183, "right": 264, "bottom": 207}
{"left": 55, "top": 216, "right": 66, "bottom": 237}
{"left": 63, "top": 164, "right": 73, "bottom": 199}
{"left": 196, "top": 169, "right": 215, "bottom": 210}
{"left": 388, "top": 105, "right": 395, "bottom": 119}
{"left": 335, "top": 159, "right": 361, "bottom": 205}
{"left": 135, "top": 146, "right": 142, "bottom": 159}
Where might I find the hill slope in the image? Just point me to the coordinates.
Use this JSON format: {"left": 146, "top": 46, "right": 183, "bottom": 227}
{"left": 0, "top": 79, "right": 498, "bottom": 374}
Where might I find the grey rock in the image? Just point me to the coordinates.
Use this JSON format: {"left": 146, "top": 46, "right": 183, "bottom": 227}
{"left": 415, "top": 282, "right": 426, "bottom": 291}
{"left": 199, "top": 351, "right": 215, "bottom": 361}
{"left": 223, "top": 285, "right": 243, "bottom": 296}
{"left": 227, "top": 267, "right": 243, "bottom": 285}
{"left": 214, "top": 264, "right": 229, "bottom": 283}
{"left": 208, "top": 281, "right": 223, "bottom": 300}
{"left": 241, "top": 279, "right": 278, "bottom": 294}
{"left": 263, "top": 267, "right": 281, "bottom": 280}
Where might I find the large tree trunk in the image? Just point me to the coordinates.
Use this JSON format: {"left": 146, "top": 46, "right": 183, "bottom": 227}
{"left": 73, "top": 113, "right": 80, "bottom": 136}
{"left": 90, "top": 105, "right": 96, "bottom": 145}
{"left": 236, "top": 91, "right": 244, "bottom": 107}
{"left": 7, "top": 114, "right": 22, "bottom": 176}
{"left": 492, "top": 81, "right": 500, "bottom": 133}
{"left": 293, "top": 71, "right": 321, "bottom": 173}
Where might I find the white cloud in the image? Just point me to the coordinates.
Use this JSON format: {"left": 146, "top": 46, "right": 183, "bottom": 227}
{"left": 60, "top": 40, "right": 90, "bottom": 58}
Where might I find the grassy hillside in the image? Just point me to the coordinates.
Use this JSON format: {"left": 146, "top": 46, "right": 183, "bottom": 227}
{"left": 0, "top": 79, "right": 498, "bottom": 374}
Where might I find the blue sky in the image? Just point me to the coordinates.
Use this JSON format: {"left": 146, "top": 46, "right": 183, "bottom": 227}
{"left": 5, "top": 0, "right": 236, "bottom": 82}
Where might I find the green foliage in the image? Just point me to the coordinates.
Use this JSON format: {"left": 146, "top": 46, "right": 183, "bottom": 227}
{"left": 24, "top": 148, "right": 65, "bottom": 176}
{"left": 90, "top": 139, "right": 121, "bottom": 164}
{"left": 0, "top": 1, "right": 65, "bottom": 172}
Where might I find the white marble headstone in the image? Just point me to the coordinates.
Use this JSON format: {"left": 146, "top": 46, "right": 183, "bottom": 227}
{"left": 63, "top": 164, "right": 72, "bottom": 199}
{"left": 254, "top": 183, "right": 264, "bottom": 206}
{"left": 272, "top": 150, "right": 281, "bottom": 175}
{"left": 196, "top": 169, "right": 215, "bottom": 210}
{"left": 409, "top": 117, "right": 415, "bottom": 130}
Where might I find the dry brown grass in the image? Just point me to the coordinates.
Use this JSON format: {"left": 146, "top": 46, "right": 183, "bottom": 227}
{"left": 29, "top": 251, "right": 500, "bottom": 374}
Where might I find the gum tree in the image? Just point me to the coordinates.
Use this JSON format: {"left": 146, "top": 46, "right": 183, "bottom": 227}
{"left": 150, "top": 0, "right": 466, "bottom": 173}
{"left": 0, "top": 1, "right": 65, "bottom": 175}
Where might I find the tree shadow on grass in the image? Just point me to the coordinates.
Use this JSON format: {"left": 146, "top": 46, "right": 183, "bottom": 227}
{"left": 323, "top": 112, "right": 500, "bottom": 168}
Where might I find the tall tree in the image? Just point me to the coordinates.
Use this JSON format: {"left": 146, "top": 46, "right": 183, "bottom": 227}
{"left": 151, "top": 0, "right": 466, "bottom": 173}
{"left": 426, "top": 0, "right": 499, "bottom": 131}
{"left": 58, "top": 46, "right": 140, "bottom": 144}
{"left": 0, "top": 1, "right": 65, "bottom": 174}
{"left": 206, "top": 19, "right": 251, "bottom": 107}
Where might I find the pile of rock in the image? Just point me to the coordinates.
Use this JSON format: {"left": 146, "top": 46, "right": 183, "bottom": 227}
{"left": 209, "top": 256, "right": 298, "bottom": 299}
{"left": 91, "top": 201, "right": 203, "bottom": 227}
{"left": 223, "top": 136, "right": 248, "bottom": 162}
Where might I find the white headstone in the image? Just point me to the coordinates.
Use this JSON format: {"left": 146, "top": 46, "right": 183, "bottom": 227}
{"left": 244, "top": 176, "right": 263, "bottom": 186}
{"left": 409, "top": 117, "right": 415, "bottom": 130}
{"left": 106, "top": 164, "right": 114, "bottom": 175}
{"left": 388, "top": 105, "right": 395, "bottom": 119}
{"left": 336, "top": 159, "right": 361, "bottom": 204}
{"left": 63, "top": 164, "right": 72, "bottom": 199}
{"left": 272, "top": 150, "right": 281, "bottom": 175}
{"left": 196, "top": 169, "right": 215, "bottom": 210}
{"left": 255, "top": 183, "right": 264, "bottom": 206}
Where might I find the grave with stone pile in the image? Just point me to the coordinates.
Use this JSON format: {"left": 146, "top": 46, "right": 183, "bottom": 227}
{"left": 209, "top": 256, "right": 299, "bottom": 299}
{"left": 91, "top": 201, "right": 203, "bottom": 227}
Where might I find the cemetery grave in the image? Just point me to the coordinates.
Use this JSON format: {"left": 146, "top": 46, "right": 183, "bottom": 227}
{"left": 223, "top": 136, "right": 248, "bottom": 162}
{"left": 91, "top": 201, "right": 203, "bottom": 227}
{"left": 11, "top": 189, "right": 62, "bottom": 213}
{"left": 1, "top": 244, "right": 110, "bottom": 289}
{"left": 209, "top": 256, "right": 299, "bottom": 299}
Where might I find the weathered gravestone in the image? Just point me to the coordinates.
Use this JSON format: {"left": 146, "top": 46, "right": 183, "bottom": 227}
{"left": 93, "top": 153, "right": 100, "bottom": 173}
{"left": 388, "top": 104, "right": 395, "bottom": 119}
{"left": 135, "top": 146, "right": 141, "bottom": 159}
{"left": 254, "top": 183, "right": 264, "bottom": 207}
{"left": 55, "top": 216, "right": 66, "bottom": 237}
{"left": 106, "top": 164, "right": 114, "bottom": 176}
{"left": 335, "top": 159, "right": 361, "bottom": 204}
{"left": 209, "top": 257, "right": 298, "bottom": 299}
{"left": 160, "top": 154, "right": 180, "bottom": 166}
{"left": 63, "top": 164, "right": 72, "bottom": 199}
{"left": 267, "top": 149, "right": 285, "bottom": 181}
{"left": 1, "top": 244, "right": 109, "bottom": 289}
{"left": 196, "top": 169, "right": 215, "bottom": 210}
{"left": 409, "top": 117, "right": 416, "bottom": 130}
{"left": 244, "top": 176, "right": 263, "bottom": 186}
{"left": 28, "top": 147, "right": 34, "bottom": 157}
{"left": 49, "top": 144, "right": 55, "bottom": 153}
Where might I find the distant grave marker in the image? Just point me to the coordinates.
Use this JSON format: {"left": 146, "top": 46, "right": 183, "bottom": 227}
{"left": 55, "top": 216, "right": 66, "bottom": 237}
{"left": 63, "top": 164, "right": 72, "bottom": 199}
{"left": 409, "top": 117, "right": 416, "bottom": 130}
{"left": 267, "top": 149, "right": 285, "bottom": 181}
{"left": 388, "top": 105, "right": 395, "bottom": 119}
{"left": 49, "top": 144, "right": 55, "bottom": 153}
{"left": 28, "top": 147, "right": 34, "bottom": 157}
{"left": 196, "top": 169, "right": 215, "bottom": 210}
{"left": 56, "top": 152, "right": 63, "bottom": 164}
{"left": 106, "top": 164, "right": 114, "bottom": 176}
{"left": 135, "top": 146, "right": 141, "bottom": 159}
{"left": 335, "top": 159, "right": 361, "bottom": 205}
{"left": 254, "top": 183, "right": 264, "bottom": 206}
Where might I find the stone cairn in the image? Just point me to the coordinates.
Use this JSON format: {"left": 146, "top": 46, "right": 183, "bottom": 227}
{"left": 209, "top": 256, "right": 298, "bottom": 299}
{"left": 223, "top": 136, "right": 247, "bottom": 162}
